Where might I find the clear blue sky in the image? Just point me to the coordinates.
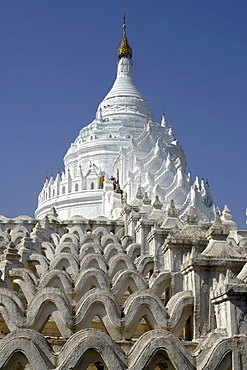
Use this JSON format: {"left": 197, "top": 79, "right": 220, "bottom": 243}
{"left": 0, "top": 1, "right": 246, "bottom": 228}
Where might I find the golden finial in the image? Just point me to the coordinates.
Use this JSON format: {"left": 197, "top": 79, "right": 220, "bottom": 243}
{"left": 117, "top": 11, "right": 132, "bottom": 59}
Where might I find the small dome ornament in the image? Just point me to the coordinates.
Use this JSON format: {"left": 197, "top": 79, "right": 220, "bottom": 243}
{"left": 118, "top": 12, "right": 133, "bottom": 59}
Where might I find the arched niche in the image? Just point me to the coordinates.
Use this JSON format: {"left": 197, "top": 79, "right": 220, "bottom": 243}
{"left": 217, "top": 352, "right": 232, "bottom": 370}
{"left": 144, "top": 350, "right": 176, "bottom": 370}
{"left": 3, "top": 352, "right": 28, "bottom": 370}
{"left": 74, "top": 349, "right": 107, "bottom": 370}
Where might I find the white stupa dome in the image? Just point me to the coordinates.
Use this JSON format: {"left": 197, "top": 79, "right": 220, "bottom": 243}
{"left": 35, "top": 16, "right": 214, "bottom": 222}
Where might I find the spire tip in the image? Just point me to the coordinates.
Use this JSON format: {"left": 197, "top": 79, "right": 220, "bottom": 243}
{"left": 118, "top": 12, "right": 132, "bottom": 59}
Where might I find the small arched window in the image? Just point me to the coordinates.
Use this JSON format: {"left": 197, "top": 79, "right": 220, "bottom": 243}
{"left": 62, "top": 186, "right": 65, "bottom": 194}
{"left": 91, "top": 182, "right": 94, "bottom": 190}
{"left": 75, "top": 183, "right": 79, "bottom": 191}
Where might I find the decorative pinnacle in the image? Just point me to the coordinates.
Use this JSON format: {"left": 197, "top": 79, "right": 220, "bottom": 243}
{"left": 161, "top": 109, "right": 167, "bottom": 127}
{"left": 118, "top": 11, "right": 133, "bottom": 59}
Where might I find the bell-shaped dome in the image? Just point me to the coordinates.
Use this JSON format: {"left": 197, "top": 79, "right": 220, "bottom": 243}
{"left": 35, "top": 15, "right": 214, "bottom": 223}
{"left": 97, "top": 57, "right": 153, "bottom": 121}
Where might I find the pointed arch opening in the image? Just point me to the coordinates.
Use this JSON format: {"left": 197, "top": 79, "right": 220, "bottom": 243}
{"left": 164, "top": 286, "right": 170, "bottom": 306}
{"left": 0, "top": 313, "right": 10, "bottom": 336}
{"left": 46, "top": 275, "right": 66, "bottom": 291}
{"left": 118, "top": 287, "right": 132, "bottom": 306}
{"left": 74, "top": 349, "right": 107, "bottom": 370}
{"left": 184, "top": 315, "right": 193, "bottom": 341}
{"left": 3, "top": 351, "right": 29, "bottom": 370}
{"left": 145, "top": 350, "right": 176, "bottom": 370}
{"left": 132, "top": 316, "right": 151, "bottom": 339}
{"left": 12, "top": 282, "right": 28, "bottom": 307}
{"left": 89, "top": 315, "right": 109, "bottom": 335}
{"left": 40, "top": 314, "right": 63, "bottom": 337}
{"left": 217, "top": 352, "right": 232, "bottom": 370}
{"left": 33, "top": 299, "right": 70, "bottom": 338}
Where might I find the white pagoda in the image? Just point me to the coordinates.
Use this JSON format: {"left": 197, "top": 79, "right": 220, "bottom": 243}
{"left": 35, "top": 16, "right": 214, "bottom": 222}
{"left": 2, "top": 15, "right": 247, "bottom": 370}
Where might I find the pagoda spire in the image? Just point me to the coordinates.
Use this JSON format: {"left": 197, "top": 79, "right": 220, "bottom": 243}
{"left": 118, "top": 12, "right": 133, "bottom": 59}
